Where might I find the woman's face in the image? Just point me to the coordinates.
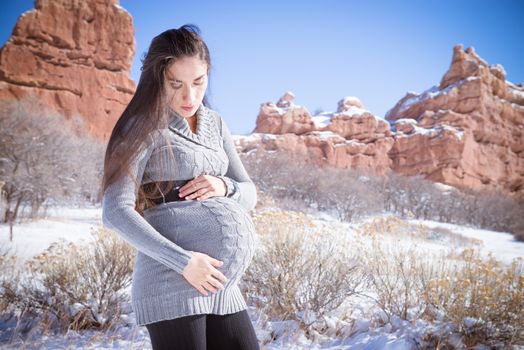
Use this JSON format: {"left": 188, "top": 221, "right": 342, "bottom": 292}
{"left": 165, "top": 55, "right": 208, "bottom": 119}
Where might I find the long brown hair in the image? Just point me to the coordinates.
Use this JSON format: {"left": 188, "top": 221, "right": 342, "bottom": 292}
{"left": 100, "top": 24, "right": 212, "bottom": 214}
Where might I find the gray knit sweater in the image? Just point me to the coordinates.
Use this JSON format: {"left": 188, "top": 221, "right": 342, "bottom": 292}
{"left": 102, "top": 103, "right": 259, "bottom": 326}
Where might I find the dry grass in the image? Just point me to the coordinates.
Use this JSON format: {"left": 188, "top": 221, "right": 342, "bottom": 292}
{"left": 0, "top": 244, "right": 18, "bottom": 314}
{"left": 241, "top": 208, "right": 365, "bottom": 333}
{"left": 357, "top": 215, "right": 524, "bottom": 347}
{"left": 359, "top": 237, "right": 449, "bottom": 323}
{"left": 358, "top": 213, "right": 481, "bottom": 247}
{"left": 3, "top": 209, "right": 521, "bottom": 348}
{"left": 356, "top": 215, "right": 449, "bottom": 324}
{"left": 423, "top": 248, "right": 524, "bottom": 347}
{"left": 242, "top": 210, "right": 523, "bottom": 347}
{"left": 0, "top": 226, "right": 135, "bottom": 343}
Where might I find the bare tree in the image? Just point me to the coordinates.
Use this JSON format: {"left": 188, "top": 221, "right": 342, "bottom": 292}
{"left": 0, "top": 96, "right": 105, "bottom": 223}
{"left": 242, "top": 147, "right": 524, "bottom": 240}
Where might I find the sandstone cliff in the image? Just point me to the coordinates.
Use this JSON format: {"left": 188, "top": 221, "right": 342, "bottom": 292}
{"left": 249, "top": 44, "right": 524, "bottom": 195}
{"left": 251, "top": 92, "right": 393, "bottom": 175}
{"left": 386, "top": 44, "right": 524, "bottom": 193}
{"left": 0, "top": 0, "right": 135, "bottom": 140}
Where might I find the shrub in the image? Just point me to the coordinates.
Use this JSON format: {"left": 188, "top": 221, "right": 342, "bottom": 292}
{"left": 241, "top": 150, "right": 524, "bottom": 241}
{"left": 358, "top": 219, "right": 451, "bottom": 323}
{"left": 358, "top": 214, "right": 481, "bottom": 247}
{"left": 357, "top": 216, "right": 523, "bottom": 347}
{"left": 423, "top": 248, "right": 524, "bottom": 347}
{"left": 0, "top": 226, "right": 135, "bottom": 338}
{"left": 241, "top": 151, "right": 384, "bottom": 221}
{"left": 0, "top": 245, "right": 17, "bottom": 315}
{"left": 241, "top": 208, "right": 364, "bottom": 332}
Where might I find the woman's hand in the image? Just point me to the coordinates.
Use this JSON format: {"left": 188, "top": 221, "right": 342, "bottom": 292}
{"left": 182, "top": 252, "right": 229, "bottom": 296}
{"left": 178, "top": 174, "right": 227, "bottom": 201}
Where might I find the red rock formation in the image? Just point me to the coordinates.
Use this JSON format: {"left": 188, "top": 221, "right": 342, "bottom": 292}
{"left": 252, "top": 94, "right": 394, "bottom": 175}
{"left": 386, "top": 44, "right": 524, "bottom": 193}
{"left": 255, "top": 91, "right": 316, "bottom": 135}
{"left": 0, "top": 0, "right": 135, "bottom": 141}
{"left": 246, "top": 44, "right": 524, "bottom": 195}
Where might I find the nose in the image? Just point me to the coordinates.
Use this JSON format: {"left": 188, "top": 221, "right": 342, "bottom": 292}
{"left": 182, "top": 85, "right": 196, "bottom": 103}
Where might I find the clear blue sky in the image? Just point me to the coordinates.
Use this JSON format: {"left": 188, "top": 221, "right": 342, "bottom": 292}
{"left": 1, "top": 0, "right": 523, "bottom": 134}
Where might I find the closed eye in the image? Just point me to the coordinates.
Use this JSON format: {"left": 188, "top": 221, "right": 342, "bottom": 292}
{"left": 169, "top": 76, "right": 205, "bottom": 89}
{"left": 194, "top": 76, "right": 205, "bottom": 85}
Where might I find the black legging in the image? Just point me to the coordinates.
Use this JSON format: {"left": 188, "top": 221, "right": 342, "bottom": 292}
{"left": 145, "top": 309, "right": 260, "bottom": 350}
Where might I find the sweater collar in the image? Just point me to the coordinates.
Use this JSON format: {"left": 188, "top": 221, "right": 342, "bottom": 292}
{"left": 167, "top": 103, "right": 219, "bottom": 151}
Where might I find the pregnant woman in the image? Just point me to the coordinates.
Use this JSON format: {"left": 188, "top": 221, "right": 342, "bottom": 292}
{"left": 101, "top": 24, "right": 260, "bottom": 350}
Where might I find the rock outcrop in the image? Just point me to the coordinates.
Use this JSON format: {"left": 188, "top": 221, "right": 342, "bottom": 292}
{"left": 255, "top": 91, "right": 316, "bottom": 135}
{"left": 251, "top": 93, "right": 394, "bottom": 175}
{"left": 386, "top": 44, "right": 524, "bottom": 193}
{"left": 246, "top": 44, "right": 524, "bottom": 194}
{"left": 0, "top": 0, "right": 135, "bottom": 140}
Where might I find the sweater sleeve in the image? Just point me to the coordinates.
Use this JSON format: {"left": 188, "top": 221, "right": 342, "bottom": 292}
{"left": 102, "top": 134, "right": 194, "bottom": 275}
{"left": 219, "top": 116, "right": 258, "bottom": 212}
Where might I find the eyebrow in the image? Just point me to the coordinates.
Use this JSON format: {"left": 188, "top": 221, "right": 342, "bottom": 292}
{"left": 167, "top": 74, "right": 205, "bottom": 82}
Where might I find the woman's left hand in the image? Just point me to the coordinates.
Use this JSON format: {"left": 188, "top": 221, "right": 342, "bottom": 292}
{"left": 178, "top": 174, "right": 227, "bottom": 201}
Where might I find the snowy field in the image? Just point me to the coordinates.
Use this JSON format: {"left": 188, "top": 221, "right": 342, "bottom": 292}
{"left": 0, "top": 204, "right": 522, "bottom": 349}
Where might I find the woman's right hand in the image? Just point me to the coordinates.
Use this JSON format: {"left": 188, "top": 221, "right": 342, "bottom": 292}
{"left": 182, "top": 252, "right": 229, "bottom": 296}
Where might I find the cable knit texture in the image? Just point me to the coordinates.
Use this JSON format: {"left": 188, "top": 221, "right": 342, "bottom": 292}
{"left": 102, "top": 103, "right": 259, "bottom": 326}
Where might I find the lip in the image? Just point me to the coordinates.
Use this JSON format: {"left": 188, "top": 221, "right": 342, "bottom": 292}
{"left": 181, "top": 105, "right": 194, "bottom": 110}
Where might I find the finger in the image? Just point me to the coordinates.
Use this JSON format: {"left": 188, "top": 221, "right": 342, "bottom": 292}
{"left": 206, "top": 281, "right": 222, "bottom": 293}
{"left": 179, "top": 178, "right": 206, "bottom": 196}
{"left": 210, "top": 259, "right": 224, "bottom": 268}
{"left": 210, "top": 266, "right": 228, "bottom": 283}
{"left": 203, "top": 281, "right": 218, "bottom": 293}
{"left": 196, "top": 188, "right": 212, "bottom": 201}
{"left": 186, "top": 187, "right": 209, "bottom": 200}
{"left": 207, "top": 277, "right": 224, "bottom": 291}
{"left": 209, "top": 276, "right": 225, "bottom": 290}
{"left": 179, "top": 184, "right": 195, "bottom": 196}
{"left": 182, "top": 185, "right": 198, "bottom": 199}
{"left": 197, "top": 285, "right": 209, "bottom": 296}
{"left": 187, "top": 187, "right": 205, "bottom": 199}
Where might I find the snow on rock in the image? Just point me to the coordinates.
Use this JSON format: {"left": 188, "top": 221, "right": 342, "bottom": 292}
{"left": 311, "top": 113, "right": 333, "bottom": 128}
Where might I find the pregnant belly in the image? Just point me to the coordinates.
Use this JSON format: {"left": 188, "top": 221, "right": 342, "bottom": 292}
{"left": 143, "top": 196, "right": 259, "bottom": 285}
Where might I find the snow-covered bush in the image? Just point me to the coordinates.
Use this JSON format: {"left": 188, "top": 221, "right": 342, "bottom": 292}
{"left": 242, "top": 150, "right": 524, "bottom": 242}
{"left": 0, "top": 226, "right": 134, "bottom": 336}
{"left": 358, "top": 217, "right": 446, "bottom": 323}
{"left": 241, "top": 151, "right": 384, "bottom": 221}
{"left": 0, "top": 245, "right": 17, "bottom": 310}
{"left": 423, "top": 248, "right": 524, "bottom": 347}
{"left": 364, "top": 241, "right": 447, "bottom": 320}
{"left": 355, "top": 215, "right": 523, "bottom": 347}
{"left": 241, "top": 208, "right": 365, "bottom": 333}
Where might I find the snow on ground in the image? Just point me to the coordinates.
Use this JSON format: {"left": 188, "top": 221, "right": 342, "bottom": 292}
{"left": 0, "top": 204, "right": 522, "bottom": 349}
{"left": 408, "top": 219, "right": 522, "bottom": 266}
{"left": 0, "top": 204, "right": 101, "bottom": 268}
